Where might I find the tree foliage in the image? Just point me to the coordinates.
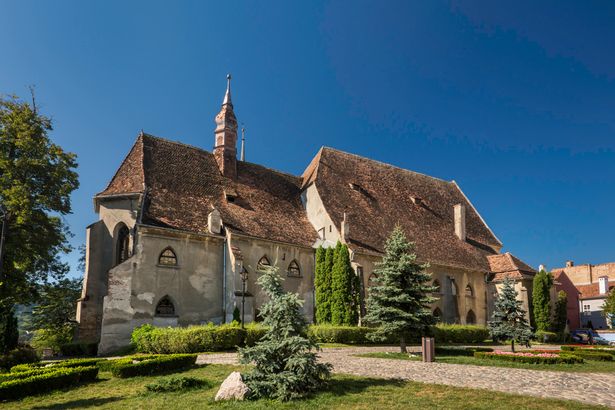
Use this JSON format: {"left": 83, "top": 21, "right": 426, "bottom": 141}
{"left": 364, "top": 226, "right": 436, "bottom": 353}
{"left": 532, "top": 269, "right": 553, "bottom": 332}
{"left": 238, "top": 264, "right": 331, "bottom": 401}
{"left": 553, "top": 290, "right": 568, "bottom": 335}
{"left": 0, "top": 302, "right": 18, "bottom": 354}
{"left": 489, "top": 278, "right": 533, "bottom": 352}
{"left": 29, "top": 278, "right": 81, "bottom": 332}
{"left": 330, "top": 242, "right": 359, "bottom": 326}
{"left": 314, "top": 246, "right": 330, "bottom": 324}
{"left": 602, "top": 289, "right": 615, "bottom": 328}
{"left": 0, "top": 95, "right": 79, "bottom": 302}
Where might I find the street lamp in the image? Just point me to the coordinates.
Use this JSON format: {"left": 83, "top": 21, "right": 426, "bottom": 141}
{"left": 240, "top": 267, "right": 248, "bottom": 329}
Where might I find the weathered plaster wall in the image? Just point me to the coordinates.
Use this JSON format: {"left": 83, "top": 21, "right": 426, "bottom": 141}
{"left": 301, "top": 183, "right": 340, "bottom": 243}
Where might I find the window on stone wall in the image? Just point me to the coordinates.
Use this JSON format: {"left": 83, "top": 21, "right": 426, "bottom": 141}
{"left": 465, "top": 284, "right": 473, "bottom": 297}
{"left": 466, "top": 309, "right": 476, "bottom": 324}
{"left": 116, "top": 224, "right": 130, "bottom": 265}
{"left": 433, "top": 307, "right": 442, "bottom": 322}
{"left": 433, "top": 279, "right": 441, "bottom": 293}
{"left": 155, "top": 296, "right": 175, "bottom": 316}
{"left": 158, "top": 247, "right": 178, "bottom": 266}
{"left": 257, "top": 256, "right": 271, "bottom": 270}
{"left": 287, "top": 260, "right": 301, "bottom": 277}
{"left": 450, "top": 278, "right": 458, "bottom": 296}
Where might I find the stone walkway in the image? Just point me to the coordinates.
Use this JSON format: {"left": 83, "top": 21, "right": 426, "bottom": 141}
{"left": 197, "top": 346, "right": 615, "bottom": 408}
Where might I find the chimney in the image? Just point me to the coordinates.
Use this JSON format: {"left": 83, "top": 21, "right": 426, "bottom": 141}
{"left": 341, "top": 212, "right": 350, "bottom": 243}
{"left": 599, "top": 276, "right": 608, "bottom": 295}
{"left": 566, "top": 260, "right": 574, "bottom": 268}
{"left": 213, "top": 74, "right": 238, "bottom": 180}
{"left": 454, "top": 204, "right": 466, "bottom": 241}
{"left": 208, "top": 208, "right": 222, "bottom": 234}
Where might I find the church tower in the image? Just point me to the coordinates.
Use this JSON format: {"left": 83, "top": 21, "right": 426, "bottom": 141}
{"left": 213, "top": 74, "right": 238, "bottom": 179}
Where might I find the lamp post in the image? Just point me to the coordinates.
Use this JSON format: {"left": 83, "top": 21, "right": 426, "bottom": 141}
{"left": 240, "top": 268, "right": 248, "bottom": 329}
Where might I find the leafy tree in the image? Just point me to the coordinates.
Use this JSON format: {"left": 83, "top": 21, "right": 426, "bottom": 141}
{"left": 314, "top": 246, "right": 331, "bottom": 324}
{"left": 602, "top": 289, "right": 615, "bottom": 329}
{"left": 238, "top": 264, "right": 331, "bottom": 401}
{"left": 532, "top": 269, "right": 553, "bottom": 332}
{"left": 0, "top": 302, "right": 18, "bottom": 354}
{"left": 364, "top": 226, "right": 436, "bottom": 353}
{"left": 489, "top": 278, "right": 533, "bottom": 352}
{"left": 330, "top": 242, "right": 358, "bottom": 325}
{"left": 29, "top": 278, "right": 81, "bottom": 332}
{"left": 553, "top": 290, "right": 568, "bottom": 335}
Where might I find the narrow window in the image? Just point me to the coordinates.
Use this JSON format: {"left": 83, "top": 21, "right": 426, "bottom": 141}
{"left": 465, "top": 284, "right": 473, "bottom": 297}
{"left": 466, "top": 310, "right": 476, "bottom": 324}
{"left": 158, "top": 247, "right": 178, "bottom": 266}
{"left": 287, "top": 260, "right": 301, "bottom": 277}
{"left": 257, "top": 256, "right": 271, "bottom": 270}
{"left": 432, "top": 279, "right": 441, "bottom": 293}
{"left": 155, "top": 296, "right": 175, "bottom": 316}
{"left": 116, "top": 224, "right": 130, "bottom": 265}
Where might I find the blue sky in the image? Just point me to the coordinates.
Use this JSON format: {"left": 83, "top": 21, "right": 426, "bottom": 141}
{"left": 1, "top": 1, "right": 615, "bottom": 275}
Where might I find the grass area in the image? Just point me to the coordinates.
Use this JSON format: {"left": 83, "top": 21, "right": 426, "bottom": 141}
{"left": 356, "top": 352, "right": 615, "bottom": 373}
{"left": 2, "top": 364, "right": 603, "bottom": 409}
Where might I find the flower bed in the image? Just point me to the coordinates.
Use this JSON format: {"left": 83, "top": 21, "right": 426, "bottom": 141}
{"left": 474, "top": 351, "right": 583, "bottom": 364}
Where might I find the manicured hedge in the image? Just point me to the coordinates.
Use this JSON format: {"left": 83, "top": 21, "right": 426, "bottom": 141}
{"left": 432, "top": 325, "right": 490, "bottom": 344}
{"left": 474, "top": 351, "right": 583, "bottom": 364}
{"left": 568, "top": 351, "right": 613, "bottom": 362}
{"left": 561, "top": 346, "right": 615, "bottom": 355}
{"left": 109, "top": 354, "right": 197, "bottom": 378}
{"left": 307, "top": 325, "right": 380, "bottom": 344}
{"left": 10, "top": 358, "right": 101, "bottom": 373}
{"left": 132, "top": 324, "right": 244, "bottom": 354}
{"left": 435, "top": 347, "right": 493, "bottom": 356}
{"left": 244, "top": 323, "right": 267, "bottom": 347}
{"left": 0, "top": 366, "right": 98, "bottom": 400}
{"left": 534, "top": 330, "right": 559, "bottom": 343}
{"left": 59, "top": 342, "right": 98, "bottom": 357}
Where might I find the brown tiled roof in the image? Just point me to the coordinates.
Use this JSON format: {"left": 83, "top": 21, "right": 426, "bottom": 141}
{"left": 98, "top": 134, "right": 317, "bottom": 247}
{"left": 577, "top": 283, "right": 614, "bottom": 299}
{"left": 487, "top": 253, "right": 537, "bottom": 281}
{"left": 304, "top": 147, "right": 502, "bottom": 271}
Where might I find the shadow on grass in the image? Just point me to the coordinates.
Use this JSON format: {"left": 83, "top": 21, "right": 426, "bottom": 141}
{"left": 322, "top": 376, "right": 405, "bottom": 397}
{"left": 32, "top": 397, "right": 123, "bottom": 409}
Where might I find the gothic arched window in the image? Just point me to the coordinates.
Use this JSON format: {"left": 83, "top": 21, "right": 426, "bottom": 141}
{"left": 158, "top": 247, "right": 178, "bottom": 266}
{"left": 155, "top": 296, "right": 175, "bottom": 317}
{"left": 433, "top": 307, "right": 443, "bottom": 322}
{"left": 465, "top": 284, "right": 474, "bottom": 297}
{"left": 257, "top": 256, "right": 271, "bottom": 270}
{"left": 433, "top": 279, "right": 441, "bottom": 293}
{"left": 287, "top": 260, "right": 301, "bottom": 277}
{"left": 116, "top": 224, "right": 130, "bottom": 265}
{"left": 466, "top": 309, "right": 476, "bottom": 325}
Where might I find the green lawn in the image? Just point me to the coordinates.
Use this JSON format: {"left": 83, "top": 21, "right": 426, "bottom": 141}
{"left": 2, "top": 364, "right": 604, "bottom": 409}
{"left": 355, "top": 351, "right": 615, "bottom": 373}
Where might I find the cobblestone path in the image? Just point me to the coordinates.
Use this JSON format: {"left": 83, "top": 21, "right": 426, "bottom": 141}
{"left": 198, "top": 346, "right": 615, "bottom": 408}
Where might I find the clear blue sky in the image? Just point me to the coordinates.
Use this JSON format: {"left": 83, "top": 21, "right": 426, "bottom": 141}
{"left": 1, "top": 1, "right": 615, "bottom": 275}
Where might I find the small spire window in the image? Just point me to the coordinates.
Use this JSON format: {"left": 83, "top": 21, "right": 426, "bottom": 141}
{"left": 465, "top": 284, "right": 474, "bottom": 297}
{"left": 159, "top": 247, "right": 178, "bottom": 266}
{"left": 287, "top": 260, "right": 301, "bottom": 277}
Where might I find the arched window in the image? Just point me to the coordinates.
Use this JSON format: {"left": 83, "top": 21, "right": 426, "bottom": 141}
{"left": 465, "top": 284, "right": 474, "bottom": 297}
{"left": 368, "top": 273, "right": 378, "bottom": 287}
{"left": 433, "top": 307, "right": 443, "bottom": 322}
{"left": 450, "top": 278, "right": 458, "bottom": 296}
{"left": 466, "top": 309, "right": 476, "bottom": 325}
{"left": 257, "top": 256, "right": 271, "bottom": 270}
{"left": 287, "top": 260, "right": 301, "bottom": 277}
{"left": 155, "top": 296, "right": 175, "bottom": 317}
{"left": 158, "top": 247, "right": 178, "bottom": 266}
{"left": 432, "top": 279, "right": 441, "bottom": 293}
{"left": 116, "top": 224, "right": 130, "bottom": 265}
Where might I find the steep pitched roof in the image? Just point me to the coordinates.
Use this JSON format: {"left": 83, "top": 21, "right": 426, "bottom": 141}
{"left": 304, "top": 147, "right": 502, "bottom": 271}
{"left": 487, "top": 252, "right": 537, "bottom": 281}
{"left": 576, "top": 283, "right": 614, "bottom": 300}
{"left": 98, "top": 134, "right": 317, "bottom": 247}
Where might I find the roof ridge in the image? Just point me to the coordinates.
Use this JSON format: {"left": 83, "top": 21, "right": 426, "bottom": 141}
{"left": 452, "top": 181, "right": 503, "bottom": 246}
{"left": 96, "top": 133, "right": 145, "bottom": 196}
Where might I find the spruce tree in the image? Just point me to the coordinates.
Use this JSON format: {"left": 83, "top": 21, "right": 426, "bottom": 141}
{"left": 238, "top": 264, "right": 331, "bottom": 401}
{"left": 489, "top": 278, "right": 533, "bottom": 352}
{"left": 330, "top": 243, "right": 357, "bottom": 325}
{"left": 553, "top": 290, "right": 568, "bottom": 336}
{"left": 314, "top": 246, "right": 330, "bottom": 324}
{"left": 532, "top": 269, "right": 553, "bottom": 332}
{"left": 364, "top": 226, "right": 436, "bottom": 353}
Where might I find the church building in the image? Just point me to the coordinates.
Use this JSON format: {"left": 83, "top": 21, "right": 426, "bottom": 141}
{"left": 76, "top": 77, "right": 536, "bottom": 353}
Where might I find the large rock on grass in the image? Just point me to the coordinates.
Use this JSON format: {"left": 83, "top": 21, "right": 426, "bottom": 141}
{"left": 215, "top": 371, "right": 250, "bottom": 401}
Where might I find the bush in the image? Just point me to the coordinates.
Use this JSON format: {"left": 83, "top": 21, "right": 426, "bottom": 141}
{"left": 433, "top": 324, "right": 490, "bottom": 344}
{"left": 109, "top": 354, "right": 197, "bottom": 378}
{"left": 59, "top": 341, "right": 98, "bottom": 357}
{"left": 435, "top": 347, "right": 493, "bottom": 356}
{"left": 131, "top": 323, "right": 244, "bottom": 354}
{"left": 145, "top": 375, "right": 210, "bottom": 392}
{"left": 474, "top": 351, "right": 583, "bottom": 364}
{"left": 0, "top": 365, "right": 98, "bottom": 400}
{"left": 244, "top": 323, "right": 267, "bottom": 347}
{"left": 534, "top": 330, "right": 559, "bottom": 343}
{"left": 10, "top": 357, "right": 102, "bottom": 373}
{"left": 31, "top": 325, "right": 74, "bottom": 354}
{"left": 0, "top": 345, "right": 39, "bottom": 371}
{"left": 561, "top": 346, "right": 615, "bottom": 355}
{"left": 569, "top": 351, "right": 613, "bottom": 361}
{"left": 308, "top": 325, "right": 379, "bottom": 344}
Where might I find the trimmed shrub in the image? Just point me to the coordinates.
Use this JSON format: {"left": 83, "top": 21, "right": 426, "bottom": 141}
{"left": 569, "top": 351, "right": 613, "bottom": 362}
{"left": 109, "top": 354, "right": 197, "bottom": 378}
{"left": 433, "top": 324, "right": 490, "bottom": 344}
{"left": 435, "top": 347, "right": 493, "bottom": 356}
{"left": 0, "top": 346, "right": 39, "bottom": 371}
{"left": 244, "top": 323, "right": 267, "bottom": 347}
{"left": 474, "top": 351, "right": 583, "bottom": 364}
{"left": 132, "top": 324, "right": 244, "bottom": 354}
{"left": 534, "top": 330, "right": 559, "bottom": 343}
{"left": 308, "top": 325, "right": 378, "bottom": 344}
{"left": 10, "top": 358, "right": 101, "bottom": 373}
{"left": 561, "top": 346, "right": 615, "bottom": 355}
{"left": 145, "top": 375, "right": 210, "bottom": 392}
{"left": 0, "top": 366, "right": 98, "bottom": 400}
{"left": 59, "top": 342, "right": 98, "bottom": 357}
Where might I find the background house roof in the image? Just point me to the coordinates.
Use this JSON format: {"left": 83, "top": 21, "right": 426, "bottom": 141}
{"left": 487, "top": 252, "right": 537, "bottom": 281}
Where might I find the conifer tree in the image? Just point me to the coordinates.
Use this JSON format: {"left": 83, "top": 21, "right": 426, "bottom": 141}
{"left": 489, "top": 278, "right": 533, "bottom": 352}
{"left": 532, "top": 269, "right": 553, "bottom": 332}
{"left": 602, "top": 290, "right": 615, "bottom": 329}
{"left": 364, "top": 226, "right": 436, "bottom": 353}
{"left": 314, "top": 246, "right": 331, "bottom": 324}
{"left": 330, "top": 242, "right": 358, "bottom": 325}
{"left": 238, "top": 264, "right": 331, "bottom": 401}
{"left": 553, "top": 290, "right": 568, "bottom": 336}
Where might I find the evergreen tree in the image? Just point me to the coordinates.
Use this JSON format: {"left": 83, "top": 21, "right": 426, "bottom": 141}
{"left": 489, "top": 278, "right": 533, "bottom": 352}
{"left": 330, "top": 242, "right": 358, "bottom": 325}
{"left": 602, "top": 289, "right": 615, "bottom": 328}
{"left": 364, "top": 226, "right": 436, "bottom": 353}
{"left": 238, "top": 264, "right": 331, "bottom": 401}
{"left": 314, "top": 246, "right": 330, "bottom": 324}
{"left": 553, "top": 290, "right": 568, "bottom": 336}
{"left": 0, "top": 302, "right": 18, "bottom": 354}
{"left": 532, "top": 269, "right": 553, "bottom": 332}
